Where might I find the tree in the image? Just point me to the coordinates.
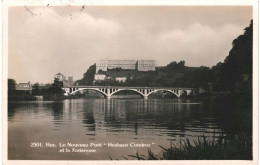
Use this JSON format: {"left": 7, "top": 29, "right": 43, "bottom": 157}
{"left": 79, "top": 64, "right": 96, "bottom": 85}
{"left": 8, "top": 79, "right": 16, "bottom": 91}
{"left": 8, "top": 79, "right": 16, "bottom": 96}
{"left": 48, "top": 78, "right": 64, "bottom": 95}
{"left": 163, "top": 60, "right": 186, "bottom": 72}
{"left": 32, "top": 82, "right": 40, "bottom": 95}
{"left": 217, "top": 20, "right": 252, "bottom": 92}
{"left": 177, "top": 60, "right": 185, "bottom": 69}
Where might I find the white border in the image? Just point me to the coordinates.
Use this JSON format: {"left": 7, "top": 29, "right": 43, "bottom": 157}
{"left": 2, "top": 0, "right": 258, "bottom": 165}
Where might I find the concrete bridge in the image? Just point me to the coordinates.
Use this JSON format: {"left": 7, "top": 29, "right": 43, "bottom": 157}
{"left": 63, "top": 86, "right": 194, "bottom": 99}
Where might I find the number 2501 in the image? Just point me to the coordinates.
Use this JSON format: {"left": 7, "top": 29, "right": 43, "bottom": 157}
{"left": 31, "top": 143, "right": 42, "bottom": 147}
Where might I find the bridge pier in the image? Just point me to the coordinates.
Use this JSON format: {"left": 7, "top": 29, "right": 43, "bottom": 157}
{"left": 143, "top": 95, "right": 148, "bottom": 99}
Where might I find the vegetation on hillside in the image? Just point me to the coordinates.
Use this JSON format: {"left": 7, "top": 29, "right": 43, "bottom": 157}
{"left": 215, "top": 20, "right": 252, "bottom": 93}
{"left": 78, "top": 60, "right": 214, "bottom": 89}
{"left": 76, "top": 64, "right": 96, "bottom": 85}
{"left": 78, "top": 20, "right": 252, "bottom": 97}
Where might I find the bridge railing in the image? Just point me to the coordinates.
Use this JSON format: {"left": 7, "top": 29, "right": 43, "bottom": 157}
{"left": 65, "top": 86, "right": 193, "bottom": 90}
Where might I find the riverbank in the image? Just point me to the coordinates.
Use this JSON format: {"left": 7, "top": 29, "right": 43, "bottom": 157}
{"left": 8, "top": 94, "right": 68, "bottom": 101}
{"left": 8, "top": 95, "right": 36, "bottom": 101}
{"left": 128, "top": 134, "right": 252, "bottom": 160}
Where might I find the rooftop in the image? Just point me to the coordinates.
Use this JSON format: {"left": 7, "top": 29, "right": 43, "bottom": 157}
{"left": 55, "top": 72, "right": 64, "bottom": 76}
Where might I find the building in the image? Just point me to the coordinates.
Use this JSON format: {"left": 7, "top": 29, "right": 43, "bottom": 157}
{"left": 54, "top": 73, "right": 65, "bottom": 81}
{"left": 15, "top": 82, "right": 32, "bottom": 93}
{"left": 96, "top": 60, "right": 156, "bottom": 73}
{"left": 94, "top": 74, "right": 107, "bottom": 81}
{"left": 63, "top": 77, "right": 74, "bottom": 87}
{"left": 137, "top": 60, "right": 156, "bottom": 71}
{"left": 63, "top": 76, "right": 74, "bottom": 87}
{"left": 115, "top": 77, "right": 127, "bottom": 82}
{"left": 54, "top": 73, "right": 74, "bottom": 87}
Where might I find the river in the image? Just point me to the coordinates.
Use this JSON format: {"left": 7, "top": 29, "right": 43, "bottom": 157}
{"left": 8, "top": 98, "right": 237, "bottom": 160}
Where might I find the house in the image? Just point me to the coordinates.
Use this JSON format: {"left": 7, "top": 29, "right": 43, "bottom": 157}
{"left": 115, "top": 77, "right": 127, "bottom": 82}
{"left": 54, "top": 72, "right": 65, "bottom": 81}
{"left": 94, "top": 74, "right": 107, "bottom": 81}
{"left": 15, "top": 82, "right": 32, "bottom": 94}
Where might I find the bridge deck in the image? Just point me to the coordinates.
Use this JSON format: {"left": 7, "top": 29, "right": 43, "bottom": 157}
{"left": 66, "top": 86, "right": 193, "bottom": 90}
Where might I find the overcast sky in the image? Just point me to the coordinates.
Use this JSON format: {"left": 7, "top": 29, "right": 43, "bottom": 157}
{"left": 8, "top": 6, "right": 252, "bottom": 84}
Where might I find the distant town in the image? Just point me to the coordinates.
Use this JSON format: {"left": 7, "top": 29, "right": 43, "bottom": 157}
{"left": 11, "top": 59, "right": 185, "bottom": 100}
{"left": 14, "top": 59, "right": 161, "bottom": 92}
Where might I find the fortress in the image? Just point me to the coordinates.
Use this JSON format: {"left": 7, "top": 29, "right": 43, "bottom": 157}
{"left": 96, "top": 60, "right": 156, "bottom": 73}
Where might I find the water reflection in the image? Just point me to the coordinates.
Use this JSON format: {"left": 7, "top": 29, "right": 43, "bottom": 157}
{"left": 82, "top": 105, "right": 96, "bottom": 133}
{"left": 51, "top": 102, "right": 63, "bottom": 122}
{"left": 8, "top": 98, "right": 227, "bottom": 160}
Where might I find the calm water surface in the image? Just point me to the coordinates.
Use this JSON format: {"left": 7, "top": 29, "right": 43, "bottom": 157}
{"left": 8, "top": 98, "right": 225, "bottom": 160}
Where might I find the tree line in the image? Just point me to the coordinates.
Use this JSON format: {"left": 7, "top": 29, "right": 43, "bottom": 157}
{"left": 8, "top": 78, "right": 64, "bottom": 101}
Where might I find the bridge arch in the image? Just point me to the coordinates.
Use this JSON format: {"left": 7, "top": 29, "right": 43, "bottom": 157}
{"left": 70, "top": 88, "right": 108, "bottom": 97}
{"left": 147, "top": 89, "right": 179, "bottom": 98}
{"left": 110, "top": 89, "right": 145, "bottom": 97}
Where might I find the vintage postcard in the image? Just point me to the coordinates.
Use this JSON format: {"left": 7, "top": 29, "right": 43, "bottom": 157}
{"left": 2, "top": 0, "right": 258, "bottom": 165}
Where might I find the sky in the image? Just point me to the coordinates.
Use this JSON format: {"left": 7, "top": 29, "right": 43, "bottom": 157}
{"left": 8, "top": 6, "right": 252, "bottom": 84}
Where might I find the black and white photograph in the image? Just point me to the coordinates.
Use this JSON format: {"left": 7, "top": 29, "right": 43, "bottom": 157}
{"left": 3, "top": 1, "right": 258, "bottom": 164}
